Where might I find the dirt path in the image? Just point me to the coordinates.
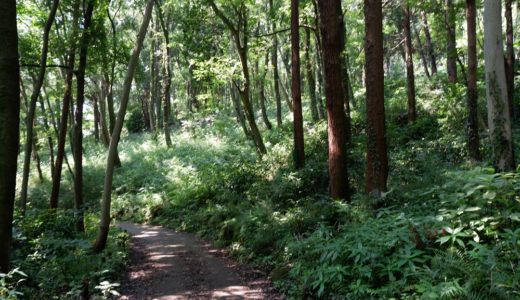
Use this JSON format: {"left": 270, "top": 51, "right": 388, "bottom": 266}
{"left": 118, "top": 222, "right": 281, "bottom": 300}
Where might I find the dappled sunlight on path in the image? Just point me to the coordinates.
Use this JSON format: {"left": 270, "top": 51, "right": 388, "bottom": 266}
{"left": 118, "top": 222, "right": 276, "bottom": 300}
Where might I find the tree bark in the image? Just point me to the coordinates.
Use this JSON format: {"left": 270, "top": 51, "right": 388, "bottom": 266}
{"left": 72, "top": 0, "right": 94, "bottom": 232}
{"left": 50, "top": 0, "right": 80, "bottom": 210}
{"left": 292, "top": 0, "right": 305, "bottom": 169}
{"left": 259, "top": 53, "right": 273, "bottom": 130}
{"left": 466, "top": 0, "right": 481, "bottom": 161}
{"left": 317, "top": 0, "right": 349, "bottom": 200}
{"left": 445, "top": 0, "right": 457, "bottom": 83}
{"left": 421, "top": 11, "right": 437, "bottom": 75}
{"left": 0, "top": 0, "right": 20, "bottom": 273}
{"left": 312, "top": 0, "right": 326, "bottom": 120}
{"left": 93, "top": 94, "right": 100, "bottom": 142}
{"left": 305, "top": 26, "right": 320, "bottom": 122}
{"left": 155, "top": 1, "right": 173, "bottom": 147}
{"left": 504, "top": 0, "right": 514, "bottom": 120}
{"left": 484, "top": 0, "right": 514, "bottom": 172}
{"left": 93, "top": 0, "right": 154, "bottom": 253}
{"left": 403, "top": 3, "right": 417, "bottom": 123}
{"left": 364, "top": 0, "right": 388, "bottom": 196}
{"left": 269, "top": 0, "right": 282, "bottom": 127}
{"left": 414, "top": 25, "right": 431, "bottom": 79}
{"left": 20, "top": 0, "right": 60, "bottom": 214}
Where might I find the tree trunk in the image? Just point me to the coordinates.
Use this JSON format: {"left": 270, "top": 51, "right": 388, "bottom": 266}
{"left": 317, "top": 0, "right": 349, "bottom": 200}
{"left": 50, "top": 0, "right": 80, "bottom": 210}
{"left": 484, "top": 0, "right": 514, "bottom": 172}
{"left": 0, "top": 0, "right": 20, "bottom": 273}
{"left": 292, "top": 0, "right": 305, "bottom": 169}
{"left": 39, "top": 94, "right": 55, "bottom": 177}
{"left": 421, "top": 11, "right": 437, "bottom": 75}
{"left": 20, "top": 0, "right": 60, "bottom": 215}
{"left": 156, "top": 2, "right": 173, "bottom": 147}
{"left": 445, "top": 0, "right": 457, "bottom": 83}
{"left": 312, "top": 0, "right": 326, "bottom": 120}
{"left": 414, "top": 25, "right": 431, "bottom": 79}
{"left": 403, "top": 3, "right": 417, "bottom": 123}
{"left": 93, "top": 0, "right": 154, "bottom": 253}
{"left": 259, "top": 53, "right": 273, "bottom": 130}
{"left": 504, "top": 0, "right": 514, "bottom": 120}
{"left": 364, "top": 0, "right": 389, "bottom": 196}
{"left": 305, "top": 26, "right": 320, "bottom": 122}
{"left": 105, "top": 7, "right": 122, "bottom": 167}
{"left": 209, "top": 1, "right": 267, "bottom": 155}
{"left": 269, "top": 0, "right": 282, "bottom": 127}
{"left": 230, "top": 82, "right": 251, "bottom": 138}
{"left": 93, "top": 94, "right": 100, "bottom": 142}
{"left": 72, "top": 0, "right": 94, "bottom": 232}
{"left": 97, "top": 91, "right": 111, "bottom": 147}
{"left": 465, "top": 0, "right": 481, "bottom": 161}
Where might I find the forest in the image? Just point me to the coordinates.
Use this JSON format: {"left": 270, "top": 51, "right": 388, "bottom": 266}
{"left": 0, "top": 0, "right": 519, "bottom": 298}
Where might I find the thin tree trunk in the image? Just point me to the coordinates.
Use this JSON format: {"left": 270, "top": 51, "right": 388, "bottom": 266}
{"left": 466, "top": 0, "right": 481, "bottom": 161}
{"left": 21, "top": 79, "right": 43, "bottom": 183}
{"left": 20, "top": 0, "right": 60, "bottom": 215}
{"left": 413, "top": 24, "right": 431, "bottom": 79}
{"left": 93, "top": 94, "right": 100, "bottom": 142}
{"left": 305, "top": 26, "right": 319, "bottom": 122}
{"left": 0, "top": 0, "right": 20, "bottom": 272}
{"left": 269, "top": 0, "right": 282, "bottom": 127}
{"left": 209, "top": 1, "right": 267, "bottom": 155}
{"left": 93, "top": 0, "right": 154, "bottom": 253}
{"left": 155, "top": 1, "right": 173, "bottom": 147}
{"left": 403, "top": 3, "right": 417, "bottom": 123}
{"left": 445, "top": 0, "right": 457, "bottom": 83}
{"left": 505, "top": 0, "right": 514, "bottom": 120}
{"left": 291, "top": 0, "right": 305, "bottom": 169}
{"left": 312, "top": 0, "right": 326, "bottom": 120}
{"left": 364, "top": 0, "right": 389, "bottom": 196}
{"left": 39, "top": 94, "right": 55, "bottom": 177}
{"left": 421, "top": 11, "right": 437, "bottom": 75}
{"left": 97, "top": 91, "right": 111, "bottom": 147}
{"left": 484, "top": 0, "right": 514, "bottom": 172}
{"left": 318, "top": 0, "right": 349, "bottom": 200}
{"left": 72, "top": 0, "right": 94, "bottom": 232}
{"left": 50, "top": 0, "right": 80, "bottom": 209}
{"left": 260, "top": 53, "right": 273, "bottom": 130}
{"left": 230, "top": 82, "right": 251, "bottom": 138}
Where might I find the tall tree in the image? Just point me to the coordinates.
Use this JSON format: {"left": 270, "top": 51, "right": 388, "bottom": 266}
{"left": 305, "top": 26, "right": 320, "bottom": 122}
{"left": 93, "top": 0, "right": 155, "bottom": 253}
{"left": 465, "top": 0, "right": 481, "bottom": 161}
{"left": 364, "top": 0, "right": 388, "bottom": 196}
{"left": 445, "top": 0, "right": 457, "bottom": 83}
{"left": 317, "top": 0, "right": 349, "bottom": 200}
{"left": 20, "top": 0, "right": 60, "bottom": 214}
{"left": 72, "top": 0, "right": 95, "bottom": 232}
{"left": 421, "top": 11, "right": 437, "bottom": 75}
{"left": 291, "top": 0, "right": 304, "bottom": 169}
{"left": 259, "top": 53, "right": 273, "bottom": 130}
{"left": 484, "top": 0, "right": 514, "bottom": 172}
{"left": 0, "top": 0, "right": 20, "bottom": 273}
{"left": 402, "top": 2, "right": 416, "bottom": 123}
{"left": 155, "top": 0, "right": 173, "bottom": 147}
{"left": 269, "top": 0, "right": 282, "bottom": 126}
{"left": 208, "top": 0, "right": 267, "bottom": 155}
{"left": 50, "top": 0, "right": 80, "bottom": 209}
{"left": 504, "top": 0, "right": 514, "bottom": 119}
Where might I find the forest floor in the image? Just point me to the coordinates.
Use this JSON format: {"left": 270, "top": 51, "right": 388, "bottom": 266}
{"left": 117, "top": 222, "right": 282, "bottom": 300}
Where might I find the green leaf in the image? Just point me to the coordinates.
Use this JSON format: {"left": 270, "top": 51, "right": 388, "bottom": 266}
{"left": 483, "top": 191, "right": 496, "bottom": 200}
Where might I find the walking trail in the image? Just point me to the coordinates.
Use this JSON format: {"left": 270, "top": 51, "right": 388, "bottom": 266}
{"left": 118, "top": 222, "right": 281, "bottom": 300}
